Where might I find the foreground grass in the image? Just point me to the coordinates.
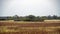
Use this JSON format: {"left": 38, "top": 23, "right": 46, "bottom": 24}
{"left": 0, "top": 26, "right": 60, "bottom": 32}
{"left": 0, "top": 21, "right": 60, "bottom": 34}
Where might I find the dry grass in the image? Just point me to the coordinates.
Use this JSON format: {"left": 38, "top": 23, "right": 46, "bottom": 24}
{"left": 44, "top": 20, "right": 60, "bottom": 23}
{"left": 0, "top": 20, "right": 60, "bottom": 34}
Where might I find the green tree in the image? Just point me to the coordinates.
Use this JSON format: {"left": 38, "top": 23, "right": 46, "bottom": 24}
{"left": 52, "top": 15, "right": 57, "bottom": 19}
{"left": 25, "top": 15, "right": 36, "bottom": 21}
{"left": 47, "top": 15, "right": 52, "bottom": 19}
{"left": 13, "top": 15, "right": 20, "bottom": 21}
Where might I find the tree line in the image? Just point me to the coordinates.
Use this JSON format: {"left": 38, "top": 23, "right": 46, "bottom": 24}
{"left": 0, "top": 15, "right": 60, "bottom": 21}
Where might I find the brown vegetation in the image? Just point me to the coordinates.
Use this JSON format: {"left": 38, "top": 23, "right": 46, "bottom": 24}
{"left": 0, "top": 21, "right": 60, "bottom": 34}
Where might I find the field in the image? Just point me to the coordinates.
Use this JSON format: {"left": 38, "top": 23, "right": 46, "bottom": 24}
{"left": 0, "top": 21, "right": 60, "bottom": 34}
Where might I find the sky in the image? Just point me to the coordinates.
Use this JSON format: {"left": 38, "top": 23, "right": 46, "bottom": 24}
{"left": 0, "top": 0, "right": 60, "bottom": 16}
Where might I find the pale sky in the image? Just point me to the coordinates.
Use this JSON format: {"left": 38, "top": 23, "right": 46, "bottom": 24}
{"left": 0, "top": 0, "right": 60, "bottom": 16}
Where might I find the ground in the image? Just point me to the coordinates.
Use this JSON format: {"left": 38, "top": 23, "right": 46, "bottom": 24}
{"left": 0, "top": 21, "right": 60, "bottom": 34}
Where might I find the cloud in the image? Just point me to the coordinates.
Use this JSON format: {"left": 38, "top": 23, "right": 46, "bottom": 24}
{"left": 0, "top": 0, "right": 60, "bottom": 16}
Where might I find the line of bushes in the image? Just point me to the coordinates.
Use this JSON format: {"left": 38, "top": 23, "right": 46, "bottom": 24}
{"left": 0, "top": 15, "right": 60, "bottom": 22}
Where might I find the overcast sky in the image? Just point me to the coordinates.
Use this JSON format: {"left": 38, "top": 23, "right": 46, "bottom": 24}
{"left": 0, "top": 0, "right": 60, "bottom": 16}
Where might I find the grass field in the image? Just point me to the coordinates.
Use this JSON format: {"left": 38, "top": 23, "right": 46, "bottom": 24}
{"left": 0, "top": 21, "right": 60, "bottom": 34}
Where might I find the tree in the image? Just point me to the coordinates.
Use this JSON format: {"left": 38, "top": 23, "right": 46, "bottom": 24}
{"left": 25, "top": 15, "right": 36, "bottom": 21}
{"left": 13, "top": 15, "right": 20, "bottom": 21}
{"left": 52, "top": 15, "right": 57, "bottom": 19}
{"left": 41, "top": 16, "right": 47, "bottom": 20}
{"left": 47, "top": 15, "right": 52, "bottom": 19}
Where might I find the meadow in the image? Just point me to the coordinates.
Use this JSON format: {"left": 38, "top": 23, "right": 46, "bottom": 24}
{"left": 0, "top": 20, "right": 60, "bottom": 34}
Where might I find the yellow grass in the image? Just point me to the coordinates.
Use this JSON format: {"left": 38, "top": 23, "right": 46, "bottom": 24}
{"left": 44, "top": 20, "right": 60, "bottom": 23}
{"left": 0, "top": 20, "right": 60, "bottom": 34}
